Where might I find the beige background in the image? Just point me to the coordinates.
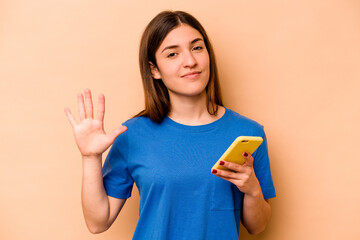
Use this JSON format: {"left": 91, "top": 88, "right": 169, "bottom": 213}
{"left": 1, "top": 0, "right": 359, "bottom": 239}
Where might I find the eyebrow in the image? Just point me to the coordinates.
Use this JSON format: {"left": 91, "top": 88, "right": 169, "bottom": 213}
{"left": 161, "top": 38, "right": 204, "bottom": 53}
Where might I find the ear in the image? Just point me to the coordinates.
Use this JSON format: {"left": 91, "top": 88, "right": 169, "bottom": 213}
{"left": 149, "top": 62, "right": 162, "bottom": 79}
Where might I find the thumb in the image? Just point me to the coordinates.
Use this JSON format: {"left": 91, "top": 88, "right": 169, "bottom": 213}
{"left": 108, "top": 125, "right": 128, "bottom": 142}
{"left": 243, "top": 152, "right": 254, "bottom": 167}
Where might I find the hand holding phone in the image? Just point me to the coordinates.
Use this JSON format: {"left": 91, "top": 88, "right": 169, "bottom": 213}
{"left": 212, "top": 136, "right": 263, "bottom": 171}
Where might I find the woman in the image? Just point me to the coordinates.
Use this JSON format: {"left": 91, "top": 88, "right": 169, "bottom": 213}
{"left": 65, "top": 10, "right": 275, "bottom": 239}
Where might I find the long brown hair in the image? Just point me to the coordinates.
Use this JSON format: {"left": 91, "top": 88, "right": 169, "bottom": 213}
{"left": 134, "top": 10, "right": 223, "bottom": 123}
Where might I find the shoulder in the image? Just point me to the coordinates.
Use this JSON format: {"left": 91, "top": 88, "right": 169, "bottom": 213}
{"left": 122, "top": 115, "right": 147, "bottom": 126}
{"left": 122, "top": 115, "right": 158, "bottom": 129}
{"left": 112, "top": 116, "right": 149, "bottom": 146}
{"left": 114, "top": 115, "right": 163, "bottom": 142}
{"left": 225, "top": 108, "right": 265, "bottom": 135}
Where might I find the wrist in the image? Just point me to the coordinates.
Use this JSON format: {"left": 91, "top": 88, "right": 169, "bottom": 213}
{"left": 243, "top": 179, "right": 262, "bottom": 198}
{"left": 81, "top": 155, "right": 104, "bottom": 179}
{"left": 82, "top": 154, "right": 102, "bottom": 163}
{"left": 244, "top": 188, "right": 262, "bottom": 199}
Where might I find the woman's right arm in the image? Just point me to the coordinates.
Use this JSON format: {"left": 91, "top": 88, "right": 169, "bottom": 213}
{"left": 81, "top": 155, "right": 126, "bottom": 233}
{"left": 65, "top": 89, "right": 128, "bottom": 234}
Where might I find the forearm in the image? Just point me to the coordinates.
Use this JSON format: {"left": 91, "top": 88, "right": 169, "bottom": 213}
{"left": 242, "top": 188, "right": 271, "bottom": 235}
{"left": 81, "top": 155, "right": 110, "bottom": 233}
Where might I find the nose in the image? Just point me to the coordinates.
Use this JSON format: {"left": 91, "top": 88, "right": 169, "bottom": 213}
{"left": 183, "top": 51, "right": 197, "bottom": 68}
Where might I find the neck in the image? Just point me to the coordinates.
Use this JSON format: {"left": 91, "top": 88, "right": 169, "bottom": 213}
{"left": 168, "top": 92, "right": 223, "bottom": 125}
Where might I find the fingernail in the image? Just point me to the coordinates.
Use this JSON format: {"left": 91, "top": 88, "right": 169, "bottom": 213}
{"left": 243, "top": 152, "right": 248, "bottom": 157}
{"left": 212, "top": 169, "right": 217, "bottom": 174}
{"left": 219, "top": 160, "right": 225, "bottom": 166}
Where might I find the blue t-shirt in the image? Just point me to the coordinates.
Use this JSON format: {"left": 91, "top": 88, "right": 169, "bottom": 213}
{"left": 103, "top": 108, "right": 276, "bottom": 239}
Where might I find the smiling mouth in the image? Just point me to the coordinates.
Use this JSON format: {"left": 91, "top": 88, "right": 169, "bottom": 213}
{"left": 181, "top": 71, "right": 201, "bottom": 79}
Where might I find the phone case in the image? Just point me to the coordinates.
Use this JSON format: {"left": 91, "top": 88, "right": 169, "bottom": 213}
{"left": 212, "top": 136, "right": 263, "bottom": 171}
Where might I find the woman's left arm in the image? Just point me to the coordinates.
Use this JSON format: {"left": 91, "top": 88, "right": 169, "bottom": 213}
{"left": 211, "top": 152, "right": 271, "bottom": 235}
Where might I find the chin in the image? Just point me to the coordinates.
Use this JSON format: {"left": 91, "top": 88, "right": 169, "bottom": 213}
{"left": 169, "top": 80, "right": 209, "bottom": 98}
{"left": 181, "top": 88, "right": 207, "bottom": 98}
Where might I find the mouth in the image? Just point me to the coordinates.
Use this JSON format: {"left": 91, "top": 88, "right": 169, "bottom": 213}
{"left": 181, "top": 71, "right": 201, "bottom": 79}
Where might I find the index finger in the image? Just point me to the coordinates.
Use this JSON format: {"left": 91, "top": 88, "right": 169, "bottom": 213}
{"left": 77, "top": 93, "right": 86, "bottom": 120}
{"left": 243, "top": 152, "right": 254, "bottom": 167}
{"left": 219, "top": 160, "right": 245, "bottom": 173}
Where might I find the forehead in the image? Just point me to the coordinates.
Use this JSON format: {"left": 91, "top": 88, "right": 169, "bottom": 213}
{"left": 159, "top": 24, "right": 204, "bottom": 48}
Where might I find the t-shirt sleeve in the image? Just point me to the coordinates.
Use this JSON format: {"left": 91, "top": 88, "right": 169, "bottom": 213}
{"left": 102, "top": 132, "right": 134, "bottom": 199}
{"left": 252, "top": 128, "right": 276, "bottom": 199}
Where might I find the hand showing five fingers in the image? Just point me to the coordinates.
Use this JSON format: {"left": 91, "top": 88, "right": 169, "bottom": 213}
{"left": 64, "top": 89, "right": 127, "bottom": 158}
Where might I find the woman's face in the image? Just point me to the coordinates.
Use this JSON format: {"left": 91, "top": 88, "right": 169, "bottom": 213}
{"left": 151, "top": 24, "right": 210, "bottom": 99}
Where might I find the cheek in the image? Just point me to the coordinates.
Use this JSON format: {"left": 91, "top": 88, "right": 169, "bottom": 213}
{"left": 157, "top": 61, "right": 180, "bottom": 79}
{"left": 199, "top": 53, "right": 210, "bottom": 70}
{"left": 202, "top": 54, "right": 210, "bottom": 69}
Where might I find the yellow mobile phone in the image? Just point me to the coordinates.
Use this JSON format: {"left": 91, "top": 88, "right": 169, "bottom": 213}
{"left": 212, "top": 136, "right": 263, "bottom": 171}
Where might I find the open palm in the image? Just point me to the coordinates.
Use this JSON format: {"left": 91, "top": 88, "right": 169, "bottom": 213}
{"left": 65, "top": 89, "right": 127, "bottom": 158}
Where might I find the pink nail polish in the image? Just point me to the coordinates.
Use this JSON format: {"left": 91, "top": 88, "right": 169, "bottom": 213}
{"left": 219, "top": 160, "right": 225, "bottom": 166}
{"left": 212, "top": 169, "right": 217, "bottom": 174}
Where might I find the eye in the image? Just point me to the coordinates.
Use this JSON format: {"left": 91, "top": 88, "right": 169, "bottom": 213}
{"left": 192, "top": 46, "right": 203, "bottom": 51}
{"left": 167, "top": 52, "right": 177, "bottom": 58}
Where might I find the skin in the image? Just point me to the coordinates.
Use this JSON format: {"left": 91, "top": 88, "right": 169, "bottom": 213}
{"left": 150, "top": 24, "right": 224, "bottom": 125}
{"left": 151, "top": 24, "right": 210, "bottom": 100}
{"left": 65, "top": 24, "right": 271, "bottom": 235}
{"left": 65, "top": 90, "right": 127, "bottom": 233}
